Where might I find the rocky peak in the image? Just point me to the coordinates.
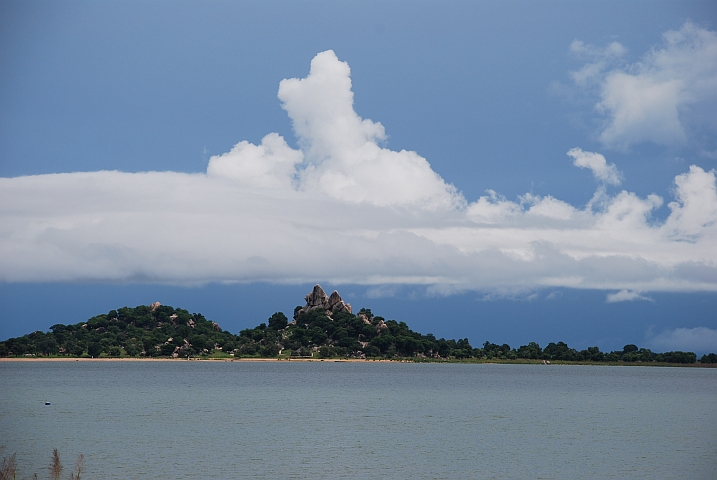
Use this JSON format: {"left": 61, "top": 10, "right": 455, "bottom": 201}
{"left": 294, "top": 284, "right": 352, "bottom": 320}
{"left": 305, "top": 284, "right": 330, "bottom": 310}
{"left": 327, "top": 290, "right": 351, "bottom": 314}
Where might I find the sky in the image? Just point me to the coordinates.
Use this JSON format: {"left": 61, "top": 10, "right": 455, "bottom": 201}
{"left": 1, "top": 0, "right": 716, "bottom": 354}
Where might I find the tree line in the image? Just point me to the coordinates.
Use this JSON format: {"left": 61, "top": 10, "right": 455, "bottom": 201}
{"left": 0, "top": 304, "right": 236, "bottom": 359}
{"left": 0, "top": 303, "right": 714, "bottom": 364}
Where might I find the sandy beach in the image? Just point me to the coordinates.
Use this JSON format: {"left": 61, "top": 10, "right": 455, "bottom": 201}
{"left": 0, "top": 356, "right": 374, "bottom": 363}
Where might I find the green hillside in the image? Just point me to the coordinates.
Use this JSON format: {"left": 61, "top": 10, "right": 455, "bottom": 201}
{"left": 0, "top": 302, "right": 475, "bottom": 360}
{"left": 0, "top": 285, "right": 714, "bottom": 364}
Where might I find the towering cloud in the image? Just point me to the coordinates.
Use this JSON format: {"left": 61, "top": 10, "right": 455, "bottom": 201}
{"left": 1, "top": 50, "right": 716, "bottom": 296}
{"left": 209, "top": 50, "right": 461, "bottom": 209}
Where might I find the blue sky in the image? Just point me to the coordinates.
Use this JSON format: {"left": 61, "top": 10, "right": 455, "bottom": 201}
{"left": 1, "top": 0, "right": 716, "bottom": 354}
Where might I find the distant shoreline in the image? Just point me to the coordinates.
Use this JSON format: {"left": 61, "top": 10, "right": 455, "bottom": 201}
{"left": 0, "top": 356, "right": 362, "bottom": 363}
{"left": 1, "top": 357, "right": 715, "bottom": 367}
{"left": 3, "top": 300, "right": 710, "bottom": 366}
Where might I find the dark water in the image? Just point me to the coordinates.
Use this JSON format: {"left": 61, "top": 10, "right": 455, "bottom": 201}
{"left": 1, "top": 361, "right": 715, "bottom": 479}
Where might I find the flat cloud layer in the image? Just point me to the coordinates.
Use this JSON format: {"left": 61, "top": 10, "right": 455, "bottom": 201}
{"left": 1, "top": 50, "right": 716, "bottom": 294}
{"left": 647, "top": 327, "right": 717, "bottom": 354}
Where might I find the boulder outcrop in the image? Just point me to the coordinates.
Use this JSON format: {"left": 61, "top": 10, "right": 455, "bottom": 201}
{"left": 294, "top": 284, "right": 352, "bottom": 319}
{"left": 375, "top": 319, "right": 388, "bottom": 335}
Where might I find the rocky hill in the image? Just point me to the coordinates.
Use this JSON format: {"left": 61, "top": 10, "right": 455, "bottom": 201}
{"left": 0, "top": 284, "right": 711, "bottom": 363}
{"left": 0, "top": 285, "right": 472, "bottom": 359}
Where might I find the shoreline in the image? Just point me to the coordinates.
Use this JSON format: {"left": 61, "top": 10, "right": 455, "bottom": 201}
{"left": 0, "top": 356, "right": 367, "bottom": 363}
{"left": 1, "top": 357, "right": 715, "bottom": 367}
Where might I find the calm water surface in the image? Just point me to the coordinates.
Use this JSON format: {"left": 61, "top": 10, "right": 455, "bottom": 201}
{"left": 1, "top": 361, "right": 715, "bottom": 479}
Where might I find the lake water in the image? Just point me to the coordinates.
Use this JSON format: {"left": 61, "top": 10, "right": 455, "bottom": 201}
{"left": 0, "top": 361, "right": 715, "bottom": 479}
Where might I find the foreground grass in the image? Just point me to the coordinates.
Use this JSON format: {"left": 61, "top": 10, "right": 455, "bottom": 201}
{"left": 0, "top": 448, "right": 83, "bottom": 480}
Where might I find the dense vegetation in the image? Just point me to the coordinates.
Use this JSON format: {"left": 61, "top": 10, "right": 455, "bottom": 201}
{"left": 0, "top": 304, "right": 236, "bottom": 359}
{"left": 0, "top": 303, "right": 714, "bottom": 364}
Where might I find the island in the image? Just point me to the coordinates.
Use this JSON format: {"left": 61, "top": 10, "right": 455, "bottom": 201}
{"left": 1, "top": 285, "right": 714, "bottom": 365}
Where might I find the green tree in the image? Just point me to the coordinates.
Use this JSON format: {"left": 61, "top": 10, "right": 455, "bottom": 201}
{"left": 700, "top": 353, "right": 717, "bottom": 364}
{"left": 365, "top": 345, "right": 380, "bottom": 357}
{"left": 660, "top": 351, "right": 696, "bottom": 364}
{"left": 517, "top": 342, "right": 542, "bottom": 359}
{"left": 268, "top": 312, "right": 288, "bottom": 330}
{"left": 71, "top": 344, "right": 85, "bottom": 357}
{"left": 124, "top": 339, "right": 142, "bottom": 357}
{"left": 260, "top": 344, "right": 280, "bottom": 357}
{"left": 37, "top": 337, "right": 59, "bottom": 355}
{"left": 87, "top": 343, "right": 101, "bottom": 357}
{"left": 160, "top": 343, "right": 176, "bottom": 356}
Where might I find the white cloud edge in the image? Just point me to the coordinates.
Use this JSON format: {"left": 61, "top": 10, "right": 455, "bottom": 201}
{"left": 646, "top": 326, "right": 717, "bottom": 354}
{"left": 605, "top": 289, "right": 652, "bottom": 303}
{"left": 570, "top": 22, "right": 717, "bottom": 150}
{"left": 567, "top": 147, "right": 622, "bottom": 186}
{"left": 0, "top": 49, "right": 716, "bottom": 295}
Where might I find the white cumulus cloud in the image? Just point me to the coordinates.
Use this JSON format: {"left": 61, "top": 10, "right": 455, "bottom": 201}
{"left": 571, "top": 22, "right": 717, "bottom": 149}
{"left": 275, "top": 50, "right": 461, "bottom": 210}
{"left": 1, "top": 50, "right": 717, "bottom": 296}
{"left": 207, "top": 133, "right": 303, "bottom": 189}
{"left": 605, "top": 289, "right": 652, "bottom": 303}
{"left": 664, "top": 165, "right": 717, "bottom": 241}
{"left": 567, "top": 147, "right": 622, "bottom": 185}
